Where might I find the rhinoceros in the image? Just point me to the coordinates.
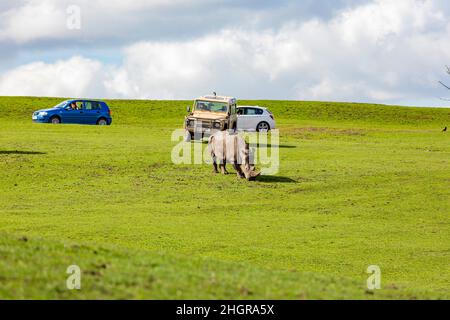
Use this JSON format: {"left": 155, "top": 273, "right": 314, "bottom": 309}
{"left": 208, "top": 131, "right": 260, "bottom": 180}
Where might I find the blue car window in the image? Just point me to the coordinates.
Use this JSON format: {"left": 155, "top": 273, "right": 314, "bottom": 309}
{"left": 84, "top": 101, "right": 93, "bottom": 110}
{"left": 92, "top": 102, "right": 101, "bottom": 110}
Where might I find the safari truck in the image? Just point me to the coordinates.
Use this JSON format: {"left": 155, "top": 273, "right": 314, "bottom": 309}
{"left": 184, "top": 94, "right": 238, "bottom": 141}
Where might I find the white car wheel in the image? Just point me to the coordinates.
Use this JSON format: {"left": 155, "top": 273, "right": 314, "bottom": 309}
{"left": 257, "top": 121, "right": 270, "bottom": 132}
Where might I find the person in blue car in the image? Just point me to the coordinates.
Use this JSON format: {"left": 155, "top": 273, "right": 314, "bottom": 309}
{"left": 32, "top": 99, "right": 112, "bottom": 125}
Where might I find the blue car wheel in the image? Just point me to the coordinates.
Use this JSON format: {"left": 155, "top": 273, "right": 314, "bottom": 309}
{"left": 97, "top": 118, "right": 108, "bottom": 125}
{"left": 49, "top": 116, "right": 61, "bottom": 124}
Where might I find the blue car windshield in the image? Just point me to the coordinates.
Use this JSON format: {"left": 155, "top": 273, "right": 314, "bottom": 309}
{"left": 54, "top": 101, "right": 69, "bottom": 108}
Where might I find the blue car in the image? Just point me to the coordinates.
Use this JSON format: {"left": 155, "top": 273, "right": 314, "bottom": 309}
{"left": 32, "top": 99, "right": 112, "bottom": 125}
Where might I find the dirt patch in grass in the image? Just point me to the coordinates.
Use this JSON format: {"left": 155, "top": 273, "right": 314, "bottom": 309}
{"left": 283, "top": 127, "right": 366, "bottom": 139}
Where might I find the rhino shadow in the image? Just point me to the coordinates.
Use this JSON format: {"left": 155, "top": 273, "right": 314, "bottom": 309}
{"left": 256, "top": 176, "right": 296, "bottom": 183}
{"left": 249, "top": 144, "right": 296, "bottom": 149}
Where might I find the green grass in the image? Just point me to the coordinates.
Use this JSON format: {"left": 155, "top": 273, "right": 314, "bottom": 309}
{"left": 0, "top": 96, "right": 449, "bottom": 299}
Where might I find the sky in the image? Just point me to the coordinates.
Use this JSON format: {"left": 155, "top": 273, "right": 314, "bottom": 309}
{"left": 1, "top": 0, "right": 450, "bottom": 106}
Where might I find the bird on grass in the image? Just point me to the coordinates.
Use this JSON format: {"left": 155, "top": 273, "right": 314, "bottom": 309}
{"left": 443, "top": 127, "right": 447, "bottom": 132}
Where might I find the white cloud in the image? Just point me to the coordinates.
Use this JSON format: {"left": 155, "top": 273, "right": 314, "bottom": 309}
{"left": 0, "top": 0, "right": 68, "bottom": 43}
{"left": 97, "top": 28, "right": 315, "bottom": 99}
{"left": 1, "top": 0, "right": 450, "bottom": 106}
{"left": 335, "top": 0, "right": 445, "bottom": 45}
{"left": 0, "top": 0, "right": 242, "bottom": 44}
{"left": 101, "top": 0, "right": 450, "bottom": 104}
{"left": 0, "top": 56, "right": 108, "bottom": 97}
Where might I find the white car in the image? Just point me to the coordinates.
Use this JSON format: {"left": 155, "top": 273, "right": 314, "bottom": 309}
{"left": 236, "top": 106, "right": 276, "bottom": 132}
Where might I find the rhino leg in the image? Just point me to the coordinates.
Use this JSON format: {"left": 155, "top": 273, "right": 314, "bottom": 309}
{"left": 223, "top": 161, "right": 229, "bottom": 175}
{"left": 233, "top": 163, "right": 245, "bottom": 178}
{"left": 212, "top": 162, "right": 219, "bottom": 174}
{"left": 209, "top": 136, "right": 219, "bottom": 174}
{"left": 220, "top": 162, "right": 229, "bottom": 175}
{"left": 211, "top": 153, "right": 219, "bottom": 173}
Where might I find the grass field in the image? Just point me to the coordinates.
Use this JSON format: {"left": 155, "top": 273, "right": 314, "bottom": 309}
{"left": 0, "top": 96, "right": 449, "bottom": 299}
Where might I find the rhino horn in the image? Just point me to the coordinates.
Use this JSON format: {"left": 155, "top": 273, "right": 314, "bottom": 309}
{"left": 246, "top": 169, "right": 261, "bottom": 181}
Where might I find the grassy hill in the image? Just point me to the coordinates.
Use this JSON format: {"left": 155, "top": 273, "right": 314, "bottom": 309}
{"left": 0, "top": 96, "right": 449, "bottom": 299}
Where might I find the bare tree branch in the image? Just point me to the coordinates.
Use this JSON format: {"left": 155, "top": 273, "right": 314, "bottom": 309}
{"left": 438, "top": 67, "right": 450, "bottom": 101}
{"left": 439, "top": 81, "right": 450, "bottom": 90}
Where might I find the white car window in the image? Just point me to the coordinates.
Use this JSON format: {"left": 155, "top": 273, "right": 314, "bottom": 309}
{"left": 244, "top": 108, "right": 263, "bottom": 115}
